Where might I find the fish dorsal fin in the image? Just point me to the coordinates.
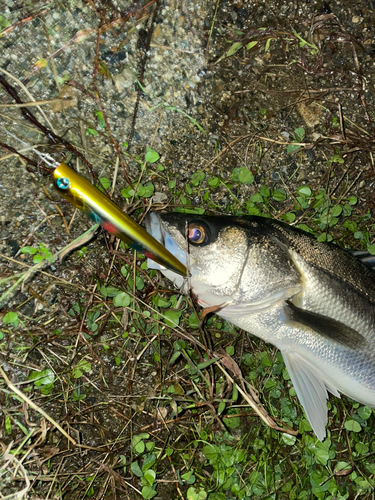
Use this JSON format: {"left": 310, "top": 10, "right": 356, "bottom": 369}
{"left": 281, "top": 351, "right": 336, "bottom": 441}
{"left": 286, "top": 302, "right": 366, "bottom": 350}
{"left": 350, "top": 250, "right": 375, "bottom": 270}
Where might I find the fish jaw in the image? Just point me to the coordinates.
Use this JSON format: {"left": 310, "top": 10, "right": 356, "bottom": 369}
{"left": 145, "top": 212, "right": 187, "bottom": 289}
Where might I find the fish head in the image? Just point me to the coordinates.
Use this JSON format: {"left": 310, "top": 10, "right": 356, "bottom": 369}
{"left": 145, "top": 213, "right": 301, "bottom": 310}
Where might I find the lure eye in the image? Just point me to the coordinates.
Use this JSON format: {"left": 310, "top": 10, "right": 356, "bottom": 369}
{"left": 187, "top": 224, "right": 207, "bottom": 245}
{"left": 56, "top": 177, "right": 70, "bottom": 190}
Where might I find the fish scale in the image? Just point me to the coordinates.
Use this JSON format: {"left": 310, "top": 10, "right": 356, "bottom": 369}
{"left": 145, "top": 212, "right": 375, "bottom": 440}
{"left": 290, "top": 251, "right": 375, "bottom": 340}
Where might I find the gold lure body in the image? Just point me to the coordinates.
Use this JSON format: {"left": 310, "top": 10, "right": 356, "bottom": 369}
{"left": 53, "top": 163, "right": 187, "bottom": 276}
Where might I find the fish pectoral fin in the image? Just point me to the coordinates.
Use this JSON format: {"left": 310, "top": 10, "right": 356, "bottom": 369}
{"left": 281, "top": 351, "right": 334, "bottom": 441}
{"left": 286, "top": 302, "right": 366, "bottom": 350}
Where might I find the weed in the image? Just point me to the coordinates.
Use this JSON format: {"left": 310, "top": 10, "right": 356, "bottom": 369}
{"left": 20, "top": 243, "right": 54, "bottom": 264}
{"left": 286, "top": 127, "right": 305, "bottom": 154}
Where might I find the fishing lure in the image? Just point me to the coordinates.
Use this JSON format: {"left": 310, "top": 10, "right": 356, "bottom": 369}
{"left": 53, "top": 163, "right": 187, "bottom": 276}
{"left": 4, "top": 130, "right": 186, "bottom": 275}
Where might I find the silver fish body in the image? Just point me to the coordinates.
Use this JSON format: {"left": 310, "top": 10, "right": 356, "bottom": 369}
{"left": 145, "top": 212, "right": 375, "bottom": 440}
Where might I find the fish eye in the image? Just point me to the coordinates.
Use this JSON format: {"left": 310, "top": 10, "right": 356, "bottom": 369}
{"left": 187, "top": 223, "right": 207, "bottom": 245}
{"left": 56, "top": 177, "right": 70, "bottom": 190}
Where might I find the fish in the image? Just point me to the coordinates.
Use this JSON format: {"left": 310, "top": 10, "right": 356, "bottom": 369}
{"left": 53, "top": 163, "right": 187, "bottom": 276}
{"left": 145, "top": 212, "right": 375, "bottom": 440}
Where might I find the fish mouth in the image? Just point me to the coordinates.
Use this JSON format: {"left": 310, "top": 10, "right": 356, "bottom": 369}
{"left": 145, "top": 212, "right": 187, "bottom": 287}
